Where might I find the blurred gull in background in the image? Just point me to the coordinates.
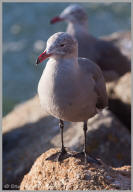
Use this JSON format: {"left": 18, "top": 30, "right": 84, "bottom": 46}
{"left": 50, "top": 4, "right": 131, "bottom": 82}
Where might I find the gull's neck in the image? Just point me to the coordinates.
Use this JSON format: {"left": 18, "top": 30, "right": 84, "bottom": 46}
{"left": 67, "top": 20, "right": 88, "bottom": 35}
{"left": 48, "top": 55, "right": 79, "bottom": 70}
{"left": 52, "top": 55, "right": 78, "bottom": 65}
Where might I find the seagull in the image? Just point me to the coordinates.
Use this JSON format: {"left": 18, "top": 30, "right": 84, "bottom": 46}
{"left": 50, "top": 4, "right": 130, "bottom": 82}
{"left": 36, "top": 32, "right": 108, "bottom": 163}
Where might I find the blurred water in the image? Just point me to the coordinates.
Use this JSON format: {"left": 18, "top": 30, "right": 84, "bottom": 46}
{"left": 3, "top": 2, "right": 131, "bottom": 116}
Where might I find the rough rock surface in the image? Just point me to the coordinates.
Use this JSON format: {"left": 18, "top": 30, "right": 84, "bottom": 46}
{"left": 52, "top": 109, "right": 131, "bottom": 167}
{"left": 3, "top": 96, "right": 58, "bottom": 189}
{"left": 106, "top": 72, "right": 131, "bottom": 129}
{"left": 20, "top": 148, "right": 131, "bottom": 191}
{"left": 3, "top": 96, "right": 131, "bottom": 189}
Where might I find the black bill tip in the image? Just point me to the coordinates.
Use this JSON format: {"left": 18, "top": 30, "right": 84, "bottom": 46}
{"left": 36, "top": 58, "right": 40, "bottom": 65}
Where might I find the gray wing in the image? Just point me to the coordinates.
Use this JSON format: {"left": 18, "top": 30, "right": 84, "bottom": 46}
{"left": 78, "top": 57, "right": 108, "bottom": 109}
{"left": 75, "top": 33, "right": 101, "bottom": 63}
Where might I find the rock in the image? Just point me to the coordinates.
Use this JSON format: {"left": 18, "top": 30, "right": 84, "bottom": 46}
{"left": 3, "top": 95, "right": 47, "bottom": 133}
{"left": 107, "top": 72, "right": 131, "bottom": 105}
{"left": 51, "top": 109, "right": 131, "bottom": 167}
{"left": 101, "top": 31, "right": 131, "bottom": 60}
{"left": 106, "top": 72, "right": 131, "bottom": 129}
{"left": 3, "top": 95, "right": 131, "bottom": 189}
{"left": 100, "top": 32, "right": 131, "bottom": 128}
{"left": 20, "top": 148, "right": 131, "bottom": 190}
{"left": 3, "top": 95, "right": 59, "bottom": 189}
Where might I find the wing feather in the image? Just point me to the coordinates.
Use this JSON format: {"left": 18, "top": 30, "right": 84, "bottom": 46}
{"left": 78, "top": 57, "right": 108, "bottom": 109}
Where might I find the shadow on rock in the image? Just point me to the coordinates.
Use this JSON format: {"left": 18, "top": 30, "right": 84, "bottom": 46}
{"left": 3, "top": 110, "right": 131, "bottom": 190}
{"left": 3, "top": 115, "right": 62, "bottom": 190}
{"left": 108, "top": 99, "right": 131, "bottom": 131}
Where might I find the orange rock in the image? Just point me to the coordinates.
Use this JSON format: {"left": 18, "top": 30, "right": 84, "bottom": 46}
{"left": 20, "top": 148, "right": 131, "bottom": 190}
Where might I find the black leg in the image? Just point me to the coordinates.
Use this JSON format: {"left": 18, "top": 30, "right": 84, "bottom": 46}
{"left": 83, "top": 121, "right": 88, "bottom": 163}
{"left": 83, "top": 121, "right": 101, "bottom": 165}
{"left": 59, "top": 119, "right": 66, "bottom": 154}
{"left": 57, "top": 119, "right": 67, "bottom": 162}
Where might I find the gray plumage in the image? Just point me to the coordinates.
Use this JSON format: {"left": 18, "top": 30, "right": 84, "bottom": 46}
{"left": 38, "top": 32, "right": 108, "bottom": 122}
{"left": 51, "top": 4, "right": 131, "bottom": 81}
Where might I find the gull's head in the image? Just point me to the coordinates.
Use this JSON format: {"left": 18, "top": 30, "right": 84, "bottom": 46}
{"left": 36, "top": 32, "right": 78, "bottom": 64}
{"left": 50, "top": 4, "right": 88, "bottom": 24}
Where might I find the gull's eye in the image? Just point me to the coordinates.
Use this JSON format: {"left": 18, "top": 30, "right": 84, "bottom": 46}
{"left": 60, "top": 44, "right": 65, "bottom": 47}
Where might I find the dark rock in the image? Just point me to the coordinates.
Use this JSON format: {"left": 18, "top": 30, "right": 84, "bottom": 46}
{"left": 106, "top": 72, "right": 131, "bottom": 130}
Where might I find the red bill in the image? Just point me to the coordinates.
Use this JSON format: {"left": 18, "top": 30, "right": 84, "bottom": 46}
{"left": 36, "top": 50, "right": 52, "bottom": 64}
{"left": 50, "top": 16, "right": 64, "bottom": 24}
